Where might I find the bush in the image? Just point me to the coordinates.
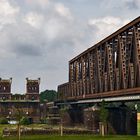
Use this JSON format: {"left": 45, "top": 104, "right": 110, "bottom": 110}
{"left": 0, "top": 117, "right": 8, "bottom": 124}
{"left": 20, "top": 117, "right": 30, "bottom": 125}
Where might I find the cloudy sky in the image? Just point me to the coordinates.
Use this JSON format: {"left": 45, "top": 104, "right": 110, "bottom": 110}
{"left": 0, "top": 0, "right": 139, "bottom": 94}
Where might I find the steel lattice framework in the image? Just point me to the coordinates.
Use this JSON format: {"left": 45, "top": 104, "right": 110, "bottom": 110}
{"left": 57, "top": 17, "right": 140, "bottom": 103}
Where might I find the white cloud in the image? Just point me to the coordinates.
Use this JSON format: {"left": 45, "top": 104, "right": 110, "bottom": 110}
{"left": 54, "top": 3, "right": 73, "bottom": 19}
{"left": 0, "top": 0, "right": 19, "bottom": 29}
{"left": 45, "top": 18, "right": 63, "bottom": 40}
{"left": 101, "top": 0, "right": 140, "bottom": 10}
{"left": 25, "top": 0, "right": 50, "bottom": 9}
{"left": 89, "top": 16, "right": 122, "bottom": 25}
{"left": 23, "top": 12, "right": 44, "bottom": 29}
{"left": 88, "top": 16, "right": 130, "bottom": 43}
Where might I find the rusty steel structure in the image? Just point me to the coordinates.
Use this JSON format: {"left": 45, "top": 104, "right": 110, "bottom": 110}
{"left": 57, "top": 17, "right": 140, "bottom": 103}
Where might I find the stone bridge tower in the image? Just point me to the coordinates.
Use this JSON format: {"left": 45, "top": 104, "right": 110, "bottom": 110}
{"left": 0, "top": 78, "right": 12, "bottom": 100}
{"left": 25, "top": 78, "right": 40, "bottom": 100}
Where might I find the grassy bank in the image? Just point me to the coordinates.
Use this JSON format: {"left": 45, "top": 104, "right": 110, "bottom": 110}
{"left": 1, "top": 135, "right": 140, "bottom": 140}
{"left": 0, "top": 122, "right": 139, "bottom": 140}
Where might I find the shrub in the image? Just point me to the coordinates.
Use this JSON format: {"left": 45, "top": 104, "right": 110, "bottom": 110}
{"left": 20, "top": 117, "right": 30, "bottom": 125}
{"left": 0, "top": 117, "right": 8, "bottom": 124}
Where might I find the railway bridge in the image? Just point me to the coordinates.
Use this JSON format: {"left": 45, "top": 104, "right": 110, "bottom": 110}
{"left": 57, "top": 16, "right": 140, "bottom": 105}
{"left": 55, "top": 17, "right": 140, "bottom": 135}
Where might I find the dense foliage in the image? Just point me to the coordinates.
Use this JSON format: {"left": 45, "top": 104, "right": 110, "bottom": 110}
{"left": 100, "top": 100, "right": 108, "bottom": 124}
{"left": 40, "top": 90, "right": 57, "bottom": 102}
{"left": 126, "top": 102, "right": 140, "bottom": 113}
{"left": 0, "top": 118, "right": 8, "bottom": 124}
{"left": 20, "top": 117, "right": 31, "bottom": 125}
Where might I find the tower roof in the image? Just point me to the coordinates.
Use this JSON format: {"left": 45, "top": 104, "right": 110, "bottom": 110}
{"left": 0, "top": 78, "right": 12, "bottom": 83}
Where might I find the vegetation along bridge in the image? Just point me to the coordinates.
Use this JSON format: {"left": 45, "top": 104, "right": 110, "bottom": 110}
{"left": 57, "top": 16, "right": 140, "bottom": 105}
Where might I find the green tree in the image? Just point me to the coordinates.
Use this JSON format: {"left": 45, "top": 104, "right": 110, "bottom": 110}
{"left": 40, "top": 90, "right": 57, "bottom": 102}
{"left": 12, "top": 105, "right": 24, "bottom": 140}
{"left": 0, "top": 117, "right": 8, "bottom": 124}
{"left": 59, "top": 106, "right": 68, "bottom": 136}
{"left": 100, "top": 100, "right": 108, "bottom": 136}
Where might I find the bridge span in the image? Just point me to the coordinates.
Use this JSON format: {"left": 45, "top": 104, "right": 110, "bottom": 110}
{"left": 57, "top": 16, "right": 140, "bottom": 105}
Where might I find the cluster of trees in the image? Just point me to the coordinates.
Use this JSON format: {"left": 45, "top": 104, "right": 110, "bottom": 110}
{"left": 0, "top": 117, "right": 31, "bottom": 125}
{"left": 39, "top": 90, "right": 57, "bottom": 103}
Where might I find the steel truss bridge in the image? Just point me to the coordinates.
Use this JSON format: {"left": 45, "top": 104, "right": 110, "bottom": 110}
{"left": 57, "top": 16, "right": 140, "bottom": 105}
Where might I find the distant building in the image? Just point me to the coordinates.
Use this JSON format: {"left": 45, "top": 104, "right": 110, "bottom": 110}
{"left": 0, "top": 78, "right": 41, "bottom": 123}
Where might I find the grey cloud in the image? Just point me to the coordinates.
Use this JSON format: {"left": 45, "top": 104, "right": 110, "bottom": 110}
{"left": 13, "top": 44, "right": 42, "bottom": 56}
{"left": 125, "top": 0, "right": 139, "bottom": 9}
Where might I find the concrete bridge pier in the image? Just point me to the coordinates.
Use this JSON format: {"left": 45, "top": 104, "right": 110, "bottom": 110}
{"left": 63, "top": 104, "right": 84, "bottom": 126}
{"left": 107, "top": 103, "right": 137, "bottom": 135}
{"left": 56, "top": 104, "right": 84, "bottom": 126}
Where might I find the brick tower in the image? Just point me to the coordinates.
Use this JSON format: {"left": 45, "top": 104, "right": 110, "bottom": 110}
{"left": 26, "top": 78, "right": 40, "bottom": 100}
{"left": 0, "top": 78, "right": 12, "bottom": 100}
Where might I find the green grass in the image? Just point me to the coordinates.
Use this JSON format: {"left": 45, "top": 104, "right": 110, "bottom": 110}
{"left": 138, "top": 121, "right": 140, "bottom": 136}
{"left": 1, "top": 135, "right": 140, "bottom": 140}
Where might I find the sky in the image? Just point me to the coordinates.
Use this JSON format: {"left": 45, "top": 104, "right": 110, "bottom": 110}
{"left": 0, "top": 0, "right": 140, "bottom": 94}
